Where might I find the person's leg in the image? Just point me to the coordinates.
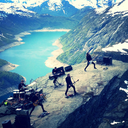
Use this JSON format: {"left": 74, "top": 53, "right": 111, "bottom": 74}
{"left": 56, "top": 79, "right": 61, "bottom": 85}
{"left": 65, "top": 86, "right": 69, "bottom": 96}
{"left": 38, "top": 103, "right": 46, "bottom": 112}
{"left": 29, "top": 105, "right": 35, "bottom": 115}
{"left": 92, "top": 61, "right": 96, "bottom": 69}
{"left": 84, "top": 61, "right": 89, "bottom": 71}
{"left": 53, "top": 76, "right": 58, "bottom": 87}
{"left": 71, "top": 85, "right": 77, "bottom": 95}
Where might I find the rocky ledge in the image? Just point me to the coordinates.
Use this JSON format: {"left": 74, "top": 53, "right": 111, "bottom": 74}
{"left": 58, "top": 69, "right": 128, "bottom": 128}
{"left": 0, "top": 60, "right": 128, "bottom": 128}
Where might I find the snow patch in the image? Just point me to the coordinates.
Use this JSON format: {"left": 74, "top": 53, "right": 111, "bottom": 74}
{"left": 0, "top": 3, "right": 35, "bottom": 15}
{"left": 95, "top": 7, "right": 107, "bottom": 14}
{"left": 102, "top": 40, "right": 128, "bottom": 54}
{"left": 111, "top": 120, "right": 125, "bottom": 125}
{"left": 107, "top": 0, "right": 128, "bottom": 16}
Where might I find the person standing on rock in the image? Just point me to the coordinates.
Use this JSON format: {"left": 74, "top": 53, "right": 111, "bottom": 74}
{"left": 84, "top": 52, "right": 97, "bottom": 71}
{"left": 65, "top": 74, "right": 77, "bottom": 96}
{"left": 29, "top": 93, "right": 47, "bottom": 116}
{"left": 52, "top": 67, "right": 58, "bottom": 88}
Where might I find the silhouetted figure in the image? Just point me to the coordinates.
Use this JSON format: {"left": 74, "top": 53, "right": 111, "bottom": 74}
{"left": 84, "top": 52, "right": 96, "bottom": 71}
{"left": 52, "top": 67, "right": 58, "bottom": 88}
{"left": 29, "top": 93, "right": 47, "bottom": 116}
{"left": 18, "top": 80, "right": 27, "bottom": 91}
{"left": 65, "top": 74, "right": 77, "bottom": 96}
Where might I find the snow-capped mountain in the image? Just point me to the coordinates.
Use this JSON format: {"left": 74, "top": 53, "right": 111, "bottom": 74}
{"left": 1, "top": 0, "right": 121, "bottom": 9}
{"left": 107, "top": 0, "right": 128, "bottom": 16}
{"left": 0, "top": 3, "right": 35, "bottom": 17}
{"left": 27, "top": 0, "right": 79, "bottom": 17}
{"left": 0, "top": 0, "right": 123, "bottom": 17}
{"left": 95, "top": 0, "right": 128, "bottom": 15}
{"left": 67, "top": 0, "right": 117, "bottom": 9}
{"left": 0, "top": 0, "right": 78, "bottom": 17}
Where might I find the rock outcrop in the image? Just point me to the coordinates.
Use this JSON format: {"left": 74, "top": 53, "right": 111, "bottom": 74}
{"left": 0, "top": 60, "right": 128, "bottom": 128}
{"left": 29, "top": 60, "right": 128, "bottom": 128}
{"left": 57, "top": 70, "right": 128, "bottom": 128}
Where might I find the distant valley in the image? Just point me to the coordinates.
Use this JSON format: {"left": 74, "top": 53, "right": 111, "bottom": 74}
{"left": 0, "top": 0, "right": 128, "bottom": 97}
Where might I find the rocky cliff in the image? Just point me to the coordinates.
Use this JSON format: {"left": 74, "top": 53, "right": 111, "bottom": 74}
{"left": 58, "top": 69, "right": 128, "bottom": 128}
{"left": 0, "top": 59, "right": 128, "bottom": 128}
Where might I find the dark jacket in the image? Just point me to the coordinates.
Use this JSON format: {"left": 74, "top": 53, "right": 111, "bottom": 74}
{"left": 18, "top": 83, "right": 26, "bottom": 90}
{"left": 52, "top": 68, "right": 57, "bottom": 75}
{"left": 86, "top": 53, "right": 92, "bottom": 61}
{"left": 32, "top": 95, "right": 39, "bottom": 103}
{"left": 66, "top": 76, "right": 72, "bottom": 86}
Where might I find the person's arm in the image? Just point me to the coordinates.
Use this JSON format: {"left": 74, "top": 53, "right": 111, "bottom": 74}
{"left": 23, "top": 83, "right": 28, "bottom": 87}
{"left": 66, "top": 77, "right": 68, "bottom": 84}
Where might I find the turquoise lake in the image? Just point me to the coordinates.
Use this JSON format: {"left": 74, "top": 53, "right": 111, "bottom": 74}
{"left": 0, "top": 31, "right": 66, "bottom": 85}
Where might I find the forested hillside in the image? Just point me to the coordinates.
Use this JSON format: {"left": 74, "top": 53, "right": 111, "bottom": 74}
{"left": 0, "top": 71, "right": 23, "bottom": 97}
{"left": 57, "top": 7, "right": 128, "bottom": 65}
{"left": 0, "top": 11, "right": 78, "bottom": 47}
{"left": 0, "top": 59, "right": 8, "bottom": 68}
{"left": 0, "top": 60, "right": 23, "bottom": 96}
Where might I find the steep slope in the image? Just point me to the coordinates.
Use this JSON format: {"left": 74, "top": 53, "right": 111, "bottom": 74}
{"left": 57, "top": 0, "right": 128, "bottom": 65}
{"left": 71, "top": 6, "right": 94, "bottom": 20}
{"left": 57, "top": 69, "right": 128, "bottom": 128}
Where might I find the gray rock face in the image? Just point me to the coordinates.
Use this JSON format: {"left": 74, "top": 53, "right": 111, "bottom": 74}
{"left": 0, "top": 60, "right": 128, "bottom": 128}
{"left": 57, "top": 70, "right": 128, "bottom": 128}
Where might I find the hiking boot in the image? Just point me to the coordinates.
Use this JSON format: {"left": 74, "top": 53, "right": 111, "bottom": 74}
{"left": 74, "top": 92, "right": 78, "bottom": 95}
{"left": 54, "top": 85, "right": 58, "bottom": 88}
{"left": 43, "top": 110, "right": 47, "bottom": 113}
{"left": 54, "top": 83, "right": 58, "bottom": 88}
{"left": 84, "top": 68, "right": 86, "bottom": 72}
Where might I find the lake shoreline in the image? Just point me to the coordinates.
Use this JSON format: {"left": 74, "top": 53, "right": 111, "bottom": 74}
{"left": 45, "top": 39, "right": 68, "bottom": 68}
{"left": 0, "top": 28, "right": 70, "bottom": 71}
{"left": 0, "top": 62, "right": 19, "bottom": 71}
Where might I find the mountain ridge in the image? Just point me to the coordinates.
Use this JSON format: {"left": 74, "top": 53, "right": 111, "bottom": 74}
{"left": 0, "top": 0, "right": 119, "bottom": 17}
{"left": 57, "top": 0, "right": 128, "bottom": 65}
